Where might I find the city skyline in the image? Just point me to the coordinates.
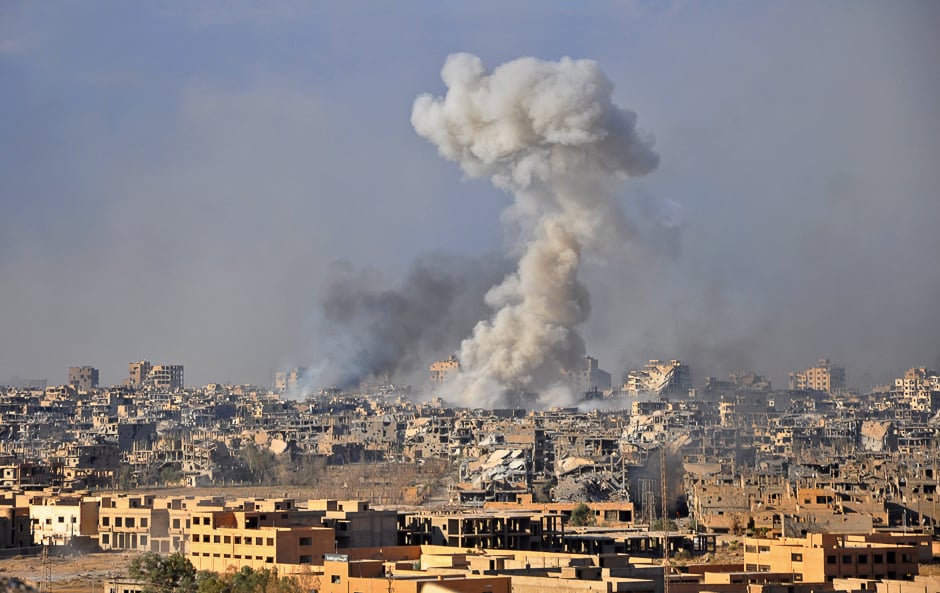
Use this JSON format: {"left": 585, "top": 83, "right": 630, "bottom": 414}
{"left": 2, "top": 2, "right": 939, "bottom": 392}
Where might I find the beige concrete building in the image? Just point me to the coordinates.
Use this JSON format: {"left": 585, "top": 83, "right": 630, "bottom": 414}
{"left": 744, "top": 533, "right": 918, "bottom": 583}
{"left": 895, "top": 367, "right": 940, "bottom": 412}
{"left": 98, "top": 494, "right": 168, "bottom": 552}
{"left": 322, "top": 559, "right": 511, "bottom": 593}
{"left": 125, "top": 361, "right": 183, "bottom": 390}
{"left": 187, "top": 508, "right": 334, "bottom": 574}
{"left": 788, "top": 358, "right": 845, "bottom": 394}
{"left": 0, "top": 503, "right": 30, "bottom": 549}
{"left": 275, "top": 367, "right": 307, "bottom": 392}
{"left": 311, "top": 499, "right": 399, "bottom": 549}
{"left": 149, "top": 365, "right": 184, "bottom": 391}
{"left": 430, "top": 355, "right": 460, "bottom": 384}
{"left": 623, "top": 360, "right": 691, "bottom": 396}
{"left": 67, "top": 366, "right": 99, "bottom": 391}
{"left": 127, "top": 361, "right": 152, "bottom": 387}
{"left": 29, "top": 494, "right": 98, "bottom": 547}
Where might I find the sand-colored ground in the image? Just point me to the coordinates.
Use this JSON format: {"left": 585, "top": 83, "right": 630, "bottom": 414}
{"left": 0, "top": 552, "right": 134, "bottom": 593}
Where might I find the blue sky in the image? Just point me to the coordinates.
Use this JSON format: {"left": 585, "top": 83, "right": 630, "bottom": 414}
{"left": 2, "top": 1, "right": 938, "bottom": 389}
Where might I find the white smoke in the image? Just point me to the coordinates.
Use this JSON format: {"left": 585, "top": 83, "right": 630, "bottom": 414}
{"left": 412, "top": 53, "right": 659, "bottom": 408}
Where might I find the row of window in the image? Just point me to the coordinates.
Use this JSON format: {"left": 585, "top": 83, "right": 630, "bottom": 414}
{"left": 191, "top": 534, "right": 275, "bottom": 546}
{"left": 101, "top": 516, "right": 148, "bottom": 528}
{"left": 192, "top": 513, "right": 291, "bottom": 526}
{"left": 193, "top": 551, "right": 274, "bottom": 563}
{"left": 34, "top": 516, "right": 78, "bottom": 525}
{"left": 825, "top": 552, "right": 910, "bottom": 564}
{"left": 100, "top": 533, "right": 148, "bottom": 547}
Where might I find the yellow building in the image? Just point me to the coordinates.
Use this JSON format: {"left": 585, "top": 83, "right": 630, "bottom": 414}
{"left": 744, "top": 533, "right": 917, "bottom": 583}
{"left": 187, "top": 508, "right": 334, "bottom": 574}
{"left": 98, "top": 494, "right": 168, "bottom": 552}
{"left": 788, "top": 358, "right": 845, "bottom": 393}
{"left": 430, "top": 356, "right": 460, "bottom": 384}
{"left": 322, "top": 559, "right": 511, "bottom": 593}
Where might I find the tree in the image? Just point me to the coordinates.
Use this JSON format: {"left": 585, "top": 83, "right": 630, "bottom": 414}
{"left": 570, "top": 503, "right": 595, "bottom": 527}
{"left": 194, "top": 566, "right": 304, "bottom": 593}
{"left": 651, "top": 518, "right": 678, "bottom": 531}
{"left": 129, "top": 552, "right": 197, "bottom": 593}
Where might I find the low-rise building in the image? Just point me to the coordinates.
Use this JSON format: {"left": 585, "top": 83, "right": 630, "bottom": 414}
{"left": 187, "top": 508, "right": 334, "bottom": 574}
{"left": 744, "top": 533, "right": 918, "bottom": 583}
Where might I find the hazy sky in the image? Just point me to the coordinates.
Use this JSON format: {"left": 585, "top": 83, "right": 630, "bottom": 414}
{"left": 2, "top": 2, "right": 938, "bottom": 390}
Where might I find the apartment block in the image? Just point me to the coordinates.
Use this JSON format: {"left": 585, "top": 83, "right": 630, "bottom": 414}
{"left": 322, "top": 558, "right": 511, "bottom": 593}
{"left": 788, "top": 358, "right": 845, "bottom": 394}
{"left": 895, "top": 367, "right": 940, "bottom": 412}
{"left": 311, "top": 499, "right": 399, "bottom": 549}
{"left": 98, "top": 494, "right": 169, "bottom": 552}
{"left": 187, "top": 509, "right": 334, "bottom": 574}
{"left": 429, "top": 355, "right": 460, "bottom": 384}
{"left": 68, "top": 366, "right": 99, "bottom": 391}
{"left": 623, "top": 360, "right": 691, "bottom": 396}
{"left": 29, "top": 495, "right": 99, "bottom": 547}
{"left": 569, "top": 356, "right": 612, "bottom": 396}
{"left": 126, "top": 361, "right": 152, "bottom": 387}
{"left": 149, "top": 365, "right": 184, "bottom": 391}
{"left": 744, "top": 533, "right": 918, "bottom": 583}
{"left": 0, "top": 492, "right": 32, "bottom": 549}
{"left": 125, "top": 361, "right": 184, "bottom": 391}
{"left": 275, "top": 367, "right": 307, "bottom": 392}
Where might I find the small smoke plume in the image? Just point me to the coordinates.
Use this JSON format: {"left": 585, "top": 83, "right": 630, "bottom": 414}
{"left": 302, "top": 252, "right": 510, "bottom": 391}
{"left": 412, "top": 53, "right": 659, "bottom": 407}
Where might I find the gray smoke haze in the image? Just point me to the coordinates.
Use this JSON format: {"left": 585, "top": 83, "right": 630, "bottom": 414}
{"left": 1, "top": 4, "right": 937, "bottom": 393}
{"left": 302, "top": 253, "right": 510, "bottom": 390}
{"left": 412, "top": 54, "right": 659, "bottom": 407}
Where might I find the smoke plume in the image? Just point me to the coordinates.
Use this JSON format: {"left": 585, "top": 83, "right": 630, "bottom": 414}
{"left": 412, "top": 53, "right": 659, "bottom": 407}
{"left": 303, "top": 252, "right": 510, "bottom": 390}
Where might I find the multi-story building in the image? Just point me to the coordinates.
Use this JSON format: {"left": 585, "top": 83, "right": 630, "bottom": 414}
{"left": 148, "top": 365, "right": 184, "bottom": 391}
{"left": 98, "top": 494, "right": 169, "bottom": 552}
{"left": 0, "top": 502, "right": 30, "bottom": 549}
{"left": 29, "top": 495, "right": 99, "bottom": 547}
{"left": 322, "top": 558, "right": 511, "bottom": 593}
{"left": 67, "top": 366, "right": 99, "bottom": 391}
{"left": 275, "top": 367, "right": 307, "bottom": 392}
{"left": 788, "top": 358, "right": 846, "bottom": 394}
{"left": 744, "top": 533, "right": 918, "bottom": 583}
{"left": 187, "top": 508, "right": 334, "bottom": 574}
{"left": 311, "top": 499, "right": 398, "bottom": 549}
{"left": 126, "top": 361, "right": 152, "bottom": 387}
{"left": 429, "top": 356, "right": 460, "bottom": 384}
{"left": 125, "top": 361, "right": 183, "bottom": 391}
{"left": 895, "top": 367, "right": 940, "bottom": 412}
{"left": 623, "top": 360, "right": 691, "bottom": 396}
{"left": 569, "top": 356, "right": 612, "bottom": 396}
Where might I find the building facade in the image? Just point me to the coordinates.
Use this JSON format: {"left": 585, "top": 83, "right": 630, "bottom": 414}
{"left": 68, "top": 366, "right": 99, "bottom": 391}
{"left": 788, "top": 358, "right": 846, "bottom": 394}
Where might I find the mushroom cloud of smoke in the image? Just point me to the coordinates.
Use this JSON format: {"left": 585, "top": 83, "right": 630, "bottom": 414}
{"left": 412, "top": 53, "right": 659, "bottom": 408}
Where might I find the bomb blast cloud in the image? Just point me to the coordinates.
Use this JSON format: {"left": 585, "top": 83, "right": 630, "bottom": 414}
{"left": 412, "top": 53, "right": 659, "bottom": 408}
{"left": 305, "top": 253, "right": 510, "bottom": 391}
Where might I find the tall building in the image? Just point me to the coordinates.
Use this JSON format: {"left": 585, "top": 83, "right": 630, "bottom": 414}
{"left": 148, "top": 365, "right": 184, "bottom": 391}
{"left": 788, "top": 358, "right": 845, "bottom": 394}
{"left": 570, "top": 356, "right": 612, "bottom": 395}
{"left": 623, "top": 359, "right": 691, "bottom": 396}
{"left": 895, "top": 367, "right": 940, "bottom": 412}
{"left": 429, "top": 355, "right": 460, "bottom": 384}
{"left": 125, "top": 361, "right": 183, "bottom": 391}
{"left": 275, "top": 367, "right": 307, "bottom": 392}
{"left": 67, "top": 366, "right": 99, "bottom": 391}
{"left": 127, "top": 361, "right": 152, "bottom": 387}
